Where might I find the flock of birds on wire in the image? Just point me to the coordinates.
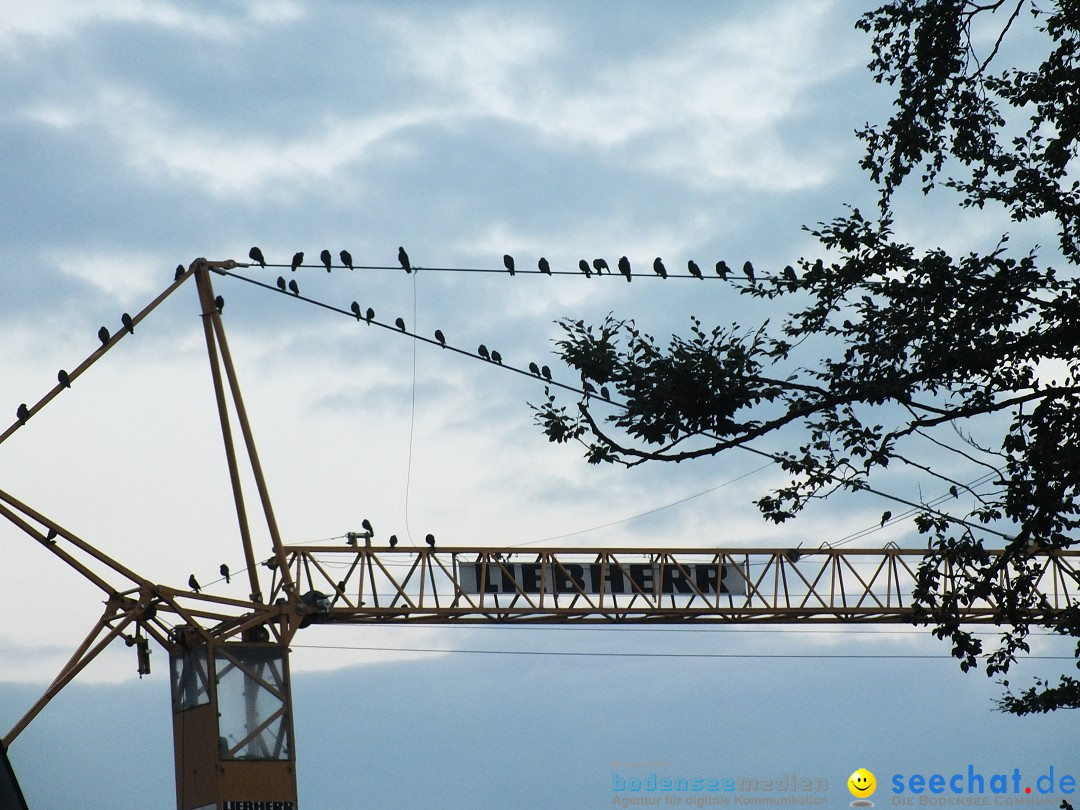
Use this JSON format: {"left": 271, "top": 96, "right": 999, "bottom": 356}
{"left": 245, "top": 245, "right": 773, "bottom": 284}
{"left": 236, "top": 245, "right": 794, "bottom": 402}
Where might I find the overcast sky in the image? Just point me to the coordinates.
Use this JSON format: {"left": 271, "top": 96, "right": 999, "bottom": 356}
{"left": 0, "top": 2, "right": 1075, "bottom": 808}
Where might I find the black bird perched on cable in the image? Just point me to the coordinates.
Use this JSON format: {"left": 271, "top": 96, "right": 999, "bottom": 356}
{"left": 389, "top": 534, "right": 398, "bottom": 548}
{"left": 435, "top": 329, "right": 446, "bottom": 347}
{"left": 529, "top": 361, "right": 540, "bottom": 376}
{"left": 214, "top": 295, "right": 224, "bottom": 314}
{"left": 340, "top": 250, "right": 354, "bottom": 270}
{"left": 398, "top": 246, "right": 411, "bottom": 273}
{"left": 477, "top": 344, "right": 490, "bottom": 360}
{"left": 601, "top": 386, "right": 610, "bottom": 400}
{"left": 653, "top": 257, "right": 667, "bottom": 279}
{"left": 490, "top": 349, "right": 503, "bottom": 364}
{"left": 121, "top": 313, "right": 134, "bottom": 333}
{"left": 578, "top": 259, "right": 592, "bottom": 278}
{"left": 880, "top": 511, "right": 892, "bottom": 527}
{"left": 503, "top": 254, "right": 515, "bottom": 276}
{"left": 538, "top": 257, "right": 551, "bottom": 275}
{"left": 743, "top": 260, "right": 755, "bottom": 284}
{"left": 395, "top": 317, "right": 406, "bottom": 332}
{"left": 362, "top": 518, "right": 374, "bottom": 535}
{"left": 365, "top": 307, "right": 374, "bottom": 323}
{"left": 188, "top": 574, "right": 201, "bottom": 593}
{"left": 219, "top": 564, "right": 230, "bottom": 584}
{"left": 618, "top": 256, "right": 632, "bottom": 282}
{"left": 351, "top": 301, "right": 362, "bottom": 320}
{"left": 276, "top": 276, "right": 287, "bottom": 292}
{"left": 593, "top": 258, "right": 609, "bottom": 275}
{"left": 288, "top": 279, "right": 300, "bottom": 296}
{"left": 715, "top": 260, "right": 730, "bottom": 279}
{"left": 782, "top": 265, "right": 798, "bottom": 286}
{"left": 98, "top": 326, "right": 110, "bottom": 346}
{"left": 58, "top": 369, "right": 71, "bottom": 388}
{"left": 688, "top": 260, "right": 703, "bottom": 279}
{"left": 320, "top": 249, "right": 333, "bottom": 272}
{"left": 541, "top": 365, "right": 552, "bottom": 381}
{"left": 425, "top": 533, "right": 436, "bottom": 548}
{"left": 291, "top": 251, "right": 304, "bottom": 272}
{"left": 174, "top": 264, "right": 185, "bottom": 281}
{"left": 16, "top": 404, "right": 29, "bottom": 424}
{"left": 249, "top": 246, "right": 266, "bottom": 267}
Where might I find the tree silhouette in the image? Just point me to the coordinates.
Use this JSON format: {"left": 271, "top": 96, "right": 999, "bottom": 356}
{"left": 533, "top": 1, "right": 1080, "bottom": 713}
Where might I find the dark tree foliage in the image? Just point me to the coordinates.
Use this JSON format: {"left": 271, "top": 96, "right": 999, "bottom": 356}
{"left": 533, "top": 1, "right": 1080, "bottom": 713}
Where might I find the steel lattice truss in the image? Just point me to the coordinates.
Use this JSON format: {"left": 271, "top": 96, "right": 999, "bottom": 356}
{"left": 269, "top": 545, "right": 1080, "bottom": 624}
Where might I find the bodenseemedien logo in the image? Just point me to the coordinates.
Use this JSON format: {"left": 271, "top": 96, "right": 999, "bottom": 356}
{"left": 848, "top": 768, "right": 876, "bottom": 807}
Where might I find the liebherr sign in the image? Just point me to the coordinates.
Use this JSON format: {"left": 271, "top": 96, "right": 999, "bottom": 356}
{"left": 456, "top": 558, "right": 747, "bottom": 597}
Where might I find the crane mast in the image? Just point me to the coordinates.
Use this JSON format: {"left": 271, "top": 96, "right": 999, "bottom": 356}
{"left": 1, "top": 259, "right": 1077, "bottom": 810}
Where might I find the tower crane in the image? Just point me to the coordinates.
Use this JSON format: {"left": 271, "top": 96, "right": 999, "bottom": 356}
{"left": 1, "top": 258, "right": 1077, "bottom": 809}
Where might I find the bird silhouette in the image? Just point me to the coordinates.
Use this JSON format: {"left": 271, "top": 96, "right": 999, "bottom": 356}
{"left": 320, "top": 249, "right": 333, "bottom": 272}
{"left": 395, "top": 317, "right": 406, "bottom": 332}
{"left": 782, "top": 265, "right": 798, "bottom": 286}
{"left": 618, "top": 256, "right": 632, "bottom": 282}
{"left": 583, "top": 381, "right": 597, "bottom": 396}
{"left": 538, "top": 257, "right": 551, "bottom": 275}
{"left": 16, "top": 404, "right": 29, "bottom": 424}
{"left": 435, "top": 329, "right": 446, "bottom": 347}
{"left": 688, "top": 260, "right": 703, "bottom": 279}
{"left": 529, "top": 361, "right": 540, "bottom": 376}
{"left": 653, "top": 257, "right": 667, "bottom": 279}
{"left": 340, "top": 250, "right": 354, "bottom": 270}
{"left": 174, "top": 265, "right": 185, "bottom": 281}
{"left": 362, "top": 518, "right": 374, "bottom": 535}
{"left": 188, "top": 574, "right": 201, "bottom": 593}
{"left": 291, "top": 252, "right": 304, "bottom": 272}
{"left": 389, "top": 534, "right": 398, "bottom": 548}
{"left": 276, "top": 276, "right": 287, "bottom": 292}
{"left": 398, "top": 246, "right": 411, "bottom": 273}
{"left": 715, "top": 260, "right": 730, "bottom": 279}
{"left": 365, "top": 307, "right": 374, "bottom": 323}
{"left": 503, "top": 254, "right": 515, "bottom": 276}
{"left": 541, "top": 365, "right": 552, "bottom": 381}
{"left": 880, "top": 511, "right": 892, "bottom": 527}
{"left": 478, "top": 344, "right": 490, "bottom": 360}
{"left": 98, "top": 326, "right": 110, "bottom": 346}
{"left": 578, "top": 259, "right": 592, "bottom": 278}
{"left": 490, "top": 349, "right": 503, "bottom": 364}
{"left": 214, "top": 295, "right": 224, "bottom": 314}
{"left": 743, "top": 261, "right": 755, "bottom": 284}
{"left": 58, "top": 369, "right": 71, "bottom": 388}
{"left": 425, "top": 533, "right": 436, "bottom": 548}
{"left": 600, "top": 386, "right": 611, "bottom": 399}
{"left": 249, "top": 246, "right": 266, "bottom": 267}
{"left": 121, "top": 313, "right": 134, "bottom": 333}
{"left": 351, "top": 301, "right": 362, "bottom": 320}
{"left": 219, "top": 564, "right": 230, "bottom": 584}
{"left": 593, "top": 258, "right": 609, "bottom": 275}
{"left": 288, "top": 279, "right": 300, "bottom": 296}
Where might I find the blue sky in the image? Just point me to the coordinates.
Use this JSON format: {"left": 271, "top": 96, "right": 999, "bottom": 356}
{"left": 0, "top": 2, "right": 1075, "bottom": 808}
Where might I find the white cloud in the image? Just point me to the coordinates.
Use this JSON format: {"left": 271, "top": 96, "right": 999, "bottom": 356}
{"left": 377, "top": 1, "right": 856, "bottom": 190}
{"left": 0, "top": 0, "right": 303, "bottom": 52}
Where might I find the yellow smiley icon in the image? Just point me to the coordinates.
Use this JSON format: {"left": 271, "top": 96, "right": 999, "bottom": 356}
{"left": 848, "top": 768, "right": 876, "bottom": 798}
